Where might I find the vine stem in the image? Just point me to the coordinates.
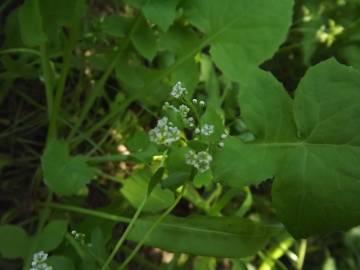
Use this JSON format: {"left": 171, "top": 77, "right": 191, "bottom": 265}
{"left": 100, "top": 196, "right": 148, "bottom": 270}
{"left": 117, "top": 186, "right": 185, "bottom": 270}
{"left": 296, "top": 239, "right": 307, "bottom": 270}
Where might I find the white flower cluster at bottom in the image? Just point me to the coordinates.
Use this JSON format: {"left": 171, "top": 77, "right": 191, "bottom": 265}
{"left": 185, "top": 150, "right": 212, "bottom": 173}
{"left": 30, "top": 251, "right": 52, "bottom": 270}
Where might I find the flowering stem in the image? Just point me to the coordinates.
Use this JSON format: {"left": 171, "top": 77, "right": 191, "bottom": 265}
{"left": 117, "top": 186, "right": 185, "bottom": 270}
{"left": 101, "top": 196, "right": 148, "bottom": 270}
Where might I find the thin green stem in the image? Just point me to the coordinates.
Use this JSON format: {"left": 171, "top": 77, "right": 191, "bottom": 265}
{"left": 65, "top": 233, "right": 85, "bottom": 259}
{"left": 101, "top": 196, "right": 148, "bottom": 270}
{"left": 296, "top": 239, "right": 307, "bottom": 270}
{"left": 117, "top": 186, "right": 185, "bottom": 270}
{"left": 48, "top": 19, "right": 79, "bottom": 138}
{"left": 87, "top": 155, "right": 128, "bottom": 163}
{"left": 40, "top": 44, "right": 54, "bottom": 137}
{"left": 23, "top": 193, "right": 53, "bottom": 270}
{"left": 0, "top": 48, "right": 41, "bottom": 56}
{"left": 95, "top": 169, "right": 125, "bottom": 184}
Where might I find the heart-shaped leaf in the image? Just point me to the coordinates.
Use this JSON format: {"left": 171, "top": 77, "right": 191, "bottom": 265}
{"left": 41, "top": 140, "right": 95, "bottom": 196}
{"left": 213, "top": 59, "right": 360, "bottom": 237}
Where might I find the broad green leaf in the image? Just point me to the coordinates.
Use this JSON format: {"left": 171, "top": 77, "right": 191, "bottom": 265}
{"left": 0, "top": 225, "right": 30, "bottom": 259}
{"left": 48, "top": 256, "right": 75, "bottom": 270}
{"left": 185, "top": 0, "right": 293, "bottom": 82}
{"left": 18, "top": 0, "right": 47, "bottom": 47}
{"left": 162, "top": 171, "right": 190, "bottom": 189}
{"left": 41, "top": 140, "right": 96, "bottom": 196}
{"left": 142, "top": 0, "right": 179, "bottom": 32}
{"left": 193, "top": 170, "right": 213, "bottom": 188}
{"left": 212, "top": 69, "right": 296, "bottom": 187}
{"left": 101, "top": 15, "right": 132, "bottom": 37}
{"left": 121, "top": 171, "right": 175, "bottom": 213}
{"left": 126, "top": 130, "right": 158, "bottom": 163}
{"left": 131, "top": 17, "right": 157, "bottom": 61}
{"left": 213, "top": 59, "right": 360, "bottom": 237}
{"left": 128, "top": 215, "right": 279, "bottom": 258}
{"left": 166, "top": 146, "right": 192, "bottom": 174}
{"left": 90, "top": 228, "right": 107, "bottom": 260}
{"left": 37, "top": 220, "right": 68, "bottom": 251}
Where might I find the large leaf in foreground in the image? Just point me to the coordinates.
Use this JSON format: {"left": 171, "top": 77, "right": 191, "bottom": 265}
{"left": 213, "top": 59, "right": 360, "bottom": 237}
{"left": 185, "top": 0, "right": 293, "bottom": 81}
{"left": 128, "top": 215, "right": 279, "bottom": 258}
{"left": 41, "top": 140, "right": 95, "bottom": 196}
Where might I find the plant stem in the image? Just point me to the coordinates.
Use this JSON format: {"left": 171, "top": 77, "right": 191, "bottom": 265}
{"left": 46, "top": 202, "right": 131, "bottom": 223}
{"left": 23, "top": 192, "right": 53, "bottom": 270}
{"left": 0, "top": 48, "right": 41, "bottom": 56}
{"left": 117, "top": 186, "right": 185, "bottom": 270}
{"left": 65, "top": 233, "right": 85, "bottom": 259}
{"left": 101, "top": 196, "right": 148, "bottom": 270}
{"left": 296, "top": 239, "right": 307, "bottom": 270}
{"left": 40, "top": 44, "right": 54, "bottom": 132}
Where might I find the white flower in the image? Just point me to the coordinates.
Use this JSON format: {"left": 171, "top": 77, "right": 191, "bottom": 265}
{"left": 179, "top": 104, "right": 190, "bottom": 117}
{"left": 171, "top": 82, "right": 187, "bottom": 98}
{"left": 186, "top": 117, "right": 195, "bottom": 128}
{"left": 30, "top": 251, "right": 52, "bottom": 270}
{"left": 201, "top": 124, "right": 214, "bottom": 136}
{"left": 185, "top": 150, "right": 212, "bottom": 173}
{"left": 218, "top": 142, "right": 224, "bottom": 148}
{"left": 185, "top": 150, "right": 198, "bottom": 166}
{"left": 199, "top": 100, "right": 205, "bottom": 107}
{"left": 149, "top": 117, "right": 180, "bottom": 146}
{"left": 195, "top": 128, "right": 200, "bottom": 134}
{"left": 192, "top": 98, "right": 198, "bottom": 104}
{"left": 221, "top": 133, "right": 228, "bottom": 139}
{"left": 194, "top": 151, "right": 212, "bottom": 172}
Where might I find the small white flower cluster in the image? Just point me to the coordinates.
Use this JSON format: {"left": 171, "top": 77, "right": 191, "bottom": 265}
{"left": 185, "top": 150, "right": 213, "bottom": 172}
{"left": 195, "top": 123, "right": 214, "bottom": 136}
{"left": 30, "top": 251, "right": 52, "bottom": 270}
{"left": 163, "top": 84, "right": 195, "bottom": 128}
{"left": 192, "top": 98, "right": 206, "bottom": 107}
{"left": 71, "top": 230, "right": 86, "bottom": 244}
{"left": 149, "top": 117, "right": 180, "bottom": 146}
{"left": 218, "top": 132, "right": 228, "bottom": 148}
{"left": 171, "top": 82, "right": 187, "bottom": 99}
{"left": 201, "top": 124, "right": 214, "bottom": 136}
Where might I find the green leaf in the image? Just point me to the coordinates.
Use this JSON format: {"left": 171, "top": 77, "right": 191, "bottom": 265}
{"left": 142, "top": 0, "right": 179, "bottom": 31}
{"left": 48, "top": 256, "right": 75, "bottom": 270}
{"left": 161, "top": 172, "right": 190, "bottom": 189}
{"left": 147, "top": 167, "right": 165, "bottom": 196}
{"left": 18, "top": 0, "right": 47, "bottom": 47}
{"left": 213, "top": 59, "right": 360, "bottom": 237}
{"left": 37, "top": 220, "right": 68, "bottom": 252}
{"left": 0, "top": 225, "right": 30, "bottom": 259}
{"left": 121, "top": 171, "right": 175, "bottom": 213}
{"left": 185, "top": 0, "right": 293, "bottom": 82}
{"left": 131, "top": 17, "right": 157, "bottom": 61}
{"left": 90, "top": 228, "right": 107, "bottom": 260}
{"left": 128, "top": 215, "right": 279, "bottom": 258}
{"left": 41, "top": 140, "right": 96, "bottom": 196}
{"left": 101, "top": 15, "right": 131, "bottom": 37}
